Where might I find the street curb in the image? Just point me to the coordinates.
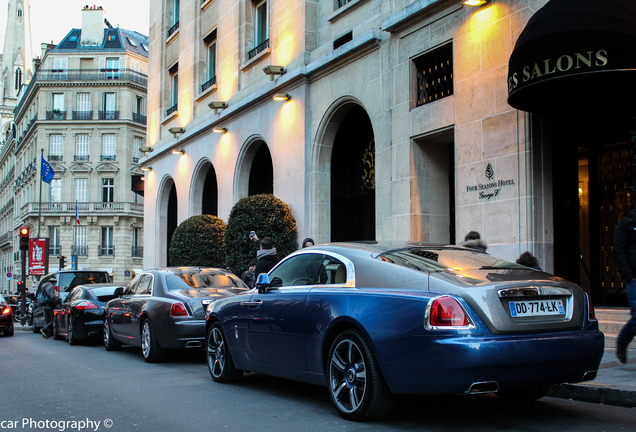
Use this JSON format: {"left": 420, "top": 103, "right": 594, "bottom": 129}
{"left": 550, "top": 383, "right": 636, "bottom": 408}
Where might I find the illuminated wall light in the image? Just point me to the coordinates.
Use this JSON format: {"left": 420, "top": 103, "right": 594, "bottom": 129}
{"left": 463, "top": 0, "right": 487, "bottom": 6}
{"left": 172, "top": 149, "right": 185, "bottom": 155}
{"left": 273, "top": 93, "right": 291, "bottom": 102}
{"left": 141, "top": 166, "right": 152, "bottom": 172}
{"left": 212, "top": 127, "right": 227, "bottom": 134}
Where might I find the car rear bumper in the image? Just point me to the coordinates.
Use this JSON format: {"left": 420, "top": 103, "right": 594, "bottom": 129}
{"left": 376, "top": 329, "right": 605, "bottom": 394}
{"left": 158, "top": 319, "right": 206, "bottom": 349}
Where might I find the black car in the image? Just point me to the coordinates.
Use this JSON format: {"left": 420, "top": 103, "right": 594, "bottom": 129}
{"left": 0, "top": 294, "right": 15, "bottom": 336}
{"left": 33, "top": 270, "right": 110, "bottom": 332}
{"left": 104, "top": 267, "right": 248, "bottom": 362}
{"left": 53, "top": 284, "right": 124, "bottom": 345}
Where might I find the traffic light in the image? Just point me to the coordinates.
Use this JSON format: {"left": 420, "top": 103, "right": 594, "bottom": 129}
{"left": 59, "top": 255, "right": 66, "bottom": 269}
{"left": 16, "top": 281, "right": 24, "bottom": 293}
{"left": 19, "top": 227, "right": 29, "bottom": 251}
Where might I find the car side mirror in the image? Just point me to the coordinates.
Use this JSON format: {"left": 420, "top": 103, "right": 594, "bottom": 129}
{"left": 114, "top": 287, "right": 124, "bottom": 297}
{"left": 255, "top": 273, "right": 270, "bottom": 292}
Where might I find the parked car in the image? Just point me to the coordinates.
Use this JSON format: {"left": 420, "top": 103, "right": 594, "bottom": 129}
{"left": 52, "top": 283, "right": 124, "bottom": 345}
{"left": 0, "top": 294, "right": 14, "bottom": 336}
{"left": 103, "top": 267, "right": 248, "bottom": 362}
{"left": 205, "top": 242, "right": 605, "bottom": 421}
{"left": 33, "top": 270, "right": 111, "bottom": 332}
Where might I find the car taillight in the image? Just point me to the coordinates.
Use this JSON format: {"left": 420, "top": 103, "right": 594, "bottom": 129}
{"left": 75, "top": 301, "right": 98, "bottom": 310}
{"left": 426, "top": 296, "right": 472, "bottom": 329}
{"left": 171, "top": 302, "right": 189, "bottom": 317}
{"left": 586, "top": 293, "right": 596, "bottom": 321}
{"left": 1, "top": 306, "right": 11, "bottom": 315}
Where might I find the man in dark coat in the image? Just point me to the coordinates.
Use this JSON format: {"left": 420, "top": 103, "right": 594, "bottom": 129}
{"left": 613, "top": 208, "right": 636, "bottom": 363}
{"left": 255, "top": 236, "right": 279, "bottom": 278}
{"left": 460, "top": 231, "right": 488, "bottom": 253}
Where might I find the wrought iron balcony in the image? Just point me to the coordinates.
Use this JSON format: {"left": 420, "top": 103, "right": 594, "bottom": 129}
{"left": 131, "top": 246, "right": 143, "bottom": 258}
{"left": 74, "top": 155, "right": 90, "bottom": 162}
{"left": 167, "top": 21, "right": 180, "bottom": 38}
{"left": 247, "top": 38, "right": 270, "bottom": 60}
{"left": 132, "top": 112, "right": 147, "bottom": 124}
{"left": 100, "top": 155, "right": 116, "bottom": 161}
{"left": 31, "top": 68, "right": 148, "bottom": 86}
{"left": 166, "top": 104, "right": 178, "bottom": 116}
{"left": 72, "top": 111, "right": 93, "bottom": 120}
{"left": 99, "top": 245, "right": 115, "bottom": 256}
{"left": 71, "top": 245, "right": 88, "bottom": 257}
{"left": 46, "top": 110, "right": 67, "bottom": 120}
{"left": 48, "top": 154, "right": 63, "bottom": 161}
{"left": 99, "top": 110, "right": 119, "bottom": 120}
{"left": 201, "top": 76, "right": 217, "bottom": 93}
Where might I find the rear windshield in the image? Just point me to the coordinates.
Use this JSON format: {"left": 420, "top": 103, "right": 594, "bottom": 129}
{"left": 380, "top": 248, "right": 527, "bottom": 273}
{"left": 89, "top": 286, "right": 122, "bottom": 299}
{"left": 166, "top": 272, "right": 247, "bottom": 291}
{"left": 58, "top": 272, "right": 110, "bottom": 292}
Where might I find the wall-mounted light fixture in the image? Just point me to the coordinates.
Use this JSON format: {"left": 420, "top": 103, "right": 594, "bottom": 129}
{"left": 263, "top": 65, "right": 287, "bottom": 81}
{"left": 139, "top": 146, "right": 153, "bottom": 154}
{"left": 212, "top": 127, "right": 227, "bottom": 134}
{"left": 141, "top": 166, "right": 152, "bottom": 172}
{"left": 273, "top": 93, "right": 291, "bottom": 102}
{"left": 208, "top": 101, "right": 228, "bottom": 114}
{"left": 172, "top": 149, "right": 185, "bottom": 155}
{"left": 168, "top": 126, "right": 185, "bottom": 138}
{"left": 463, "top": 0, "right": 487, "bottom": 6}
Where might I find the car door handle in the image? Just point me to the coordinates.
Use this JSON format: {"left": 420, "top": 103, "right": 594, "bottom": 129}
{"left": 240, "top": 300, "right": 263, "bottom": 308}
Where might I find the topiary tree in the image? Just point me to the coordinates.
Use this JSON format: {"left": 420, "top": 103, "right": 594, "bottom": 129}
{"left": 169, "top": 214, "right": 227, "bottom": 267}
{"left": 225, "top": 194, "right": 298, "bottom": 275}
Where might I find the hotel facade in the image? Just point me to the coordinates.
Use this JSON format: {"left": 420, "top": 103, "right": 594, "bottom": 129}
{"left": 144, "top": 0, "right": 636, "bottom": 305}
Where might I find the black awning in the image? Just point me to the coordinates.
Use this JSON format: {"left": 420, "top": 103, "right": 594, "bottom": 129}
{"left": 507, "top": 0, "right": 636, "bottom": 112}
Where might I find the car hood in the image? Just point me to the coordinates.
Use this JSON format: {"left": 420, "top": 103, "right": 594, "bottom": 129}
{"left": 428, "top": 269, "right": 587, "bottom": 334}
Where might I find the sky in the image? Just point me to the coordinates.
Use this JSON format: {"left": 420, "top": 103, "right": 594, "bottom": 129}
{"left": 0, "top": 0, "right": 150, "bottom": 57}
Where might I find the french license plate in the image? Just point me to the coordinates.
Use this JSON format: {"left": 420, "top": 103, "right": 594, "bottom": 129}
{"left": 508, "top": 299, "right": 565, "bottom": 317}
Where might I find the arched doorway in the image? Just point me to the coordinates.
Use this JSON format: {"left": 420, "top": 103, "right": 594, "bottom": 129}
{"left": 191, "top": 160, "right": 218, "bottom": 216}
{"left": 249, "top": 141, "right": 273, "bottom": 195}
{"left": 330, "top": 105, "right": 375, "bottom": 241}
{"left": 157, "top": 177, "right": 178, "bottom": 267}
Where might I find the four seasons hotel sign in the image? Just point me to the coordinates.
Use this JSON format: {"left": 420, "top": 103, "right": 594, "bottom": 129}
{"left": 465, "top": 163, "right": 515, "bottom": 201}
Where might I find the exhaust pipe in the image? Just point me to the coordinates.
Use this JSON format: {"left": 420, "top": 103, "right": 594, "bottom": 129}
{"left": 466, "top": 381, "right": 499, "bottom": 394}
{"left": 581, "top": 370, "right": 597, "bottom": 382}
{"left": 185, "top": 341, "right": 202, "bottom": 348}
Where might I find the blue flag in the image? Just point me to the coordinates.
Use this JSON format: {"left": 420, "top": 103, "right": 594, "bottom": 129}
{"left": 41, "top": 155, "right": 55, "bottom": 184}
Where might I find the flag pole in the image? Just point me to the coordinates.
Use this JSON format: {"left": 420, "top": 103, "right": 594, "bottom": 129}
{"left": 38, "top": 149, "right": 44, "bottom": 238}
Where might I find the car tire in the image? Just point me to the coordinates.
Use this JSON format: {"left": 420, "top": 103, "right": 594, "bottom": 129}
{"left": 327, "top": 329, "right": 396, "bottom": 421}
{"left": 67, "top": 318, "right": 79, "bottom": 345}
{"left": 103, "top": 317, "right": 121, "bottom": 351}
{"left": 4, "top": 322, "right": 14, "bottom": 337}
{"left": 52, "top": 319, "right": 63, "bottom": 340}
{"left": 207, "top": 323, "right": 243, "bottom": 383}
{"left": 497, "top": 384, "right": 553, "bottom": 403}
{"left": 141, "top": 319, "right": 165, "bottom": 363}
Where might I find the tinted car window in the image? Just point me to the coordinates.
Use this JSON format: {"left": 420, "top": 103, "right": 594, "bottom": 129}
{"left": 58, "top": 272, "right": 110, "bottom": 293}
{"left": 380, "top": 248, "right": 528, "bottom": 273}
{"left": 166, "top": 272, "right": 245, "bottom": 291}
{"left": 89, "top": 286, "right": 123, "bottom": 298}
{"left": 269, "top": 253, "right": 328, "bottom": 288}
{"left": 134, "top": 275, "right": 153, "bottom": 295}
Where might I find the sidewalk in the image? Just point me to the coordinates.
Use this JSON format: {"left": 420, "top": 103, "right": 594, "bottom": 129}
{"left": 13, "top": 322, "right": 636, "bottom": 407}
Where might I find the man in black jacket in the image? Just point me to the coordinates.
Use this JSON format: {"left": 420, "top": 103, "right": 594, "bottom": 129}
{"left": 613, "top": 208, "right": 636, "bottom": 363}
{"left": 255, "top": 236, "right": 279, "bottom": 278}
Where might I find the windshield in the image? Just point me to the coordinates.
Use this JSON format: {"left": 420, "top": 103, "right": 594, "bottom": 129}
{"left": 58, "top": 272, "right": 110, "bottom": 293}
{"left": 379, "top": 248, "right": 527, "bottom": 273}
{"left": 166, "top": 272, "right": 247, "bottom": 291}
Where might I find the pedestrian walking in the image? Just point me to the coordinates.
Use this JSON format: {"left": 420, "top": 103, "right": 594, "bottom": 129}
{"left": 39, "top": 277, "right": 58, "bottom": 338}
{"left": 460, "top": 231, "right": 488, "bottom": 253}
{"left": 613, "top": 208, "right": 636, "bottom": 364}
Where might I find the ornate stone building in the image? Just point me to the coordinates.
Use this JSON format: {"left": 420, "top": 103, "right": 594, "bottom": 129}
{"left": 143, "top": 0, "right": 636, "bottom": 306}
{"left": 8, "top": 5, "right": 149, "bottom": 290}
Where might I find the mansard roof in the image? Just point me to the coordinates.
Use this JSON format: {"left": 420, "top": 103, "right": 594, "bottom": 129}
{"left": 52, "top": 28, "right": 149, "bottom": 57}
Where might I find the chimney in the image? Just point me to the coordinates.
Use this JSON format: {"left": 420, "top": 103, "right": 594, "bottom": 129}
{"left": 80, "top": 5, "right": 105, "bottom": 46}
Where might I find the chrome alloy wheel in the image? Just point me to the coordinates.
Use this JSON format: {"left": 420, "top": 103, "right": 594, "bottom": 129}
{"left": 103, "top": 319, "right": 110, "bottom": 346}
{"left": 141, "top": 321, "right": 151, "bottom": 358}
{"left": 207, "top": 326, "right": 226, "bottom": 378}
{"left": 329, "top": 338, "right": 367, "bottom": 414}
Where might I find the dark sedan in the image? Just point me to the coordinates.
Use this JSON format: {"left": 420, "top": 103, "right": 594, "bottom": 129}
{"left": 0, "top": 294, "right": 14, "bottom": 337}
{"left": 52, "top": 284, "right": 124, "bottom": 345}
{"left": 205, "top": 243, "right": 605, "bottom": 421}
{"left": 104, "top": 267, "right": 248, "bottom": 362}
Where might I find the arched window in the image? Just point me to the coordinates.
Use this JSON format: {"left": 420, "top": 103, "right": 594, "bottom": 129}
{"left": 15, "top": 69, "right": 22, "bottom": 89}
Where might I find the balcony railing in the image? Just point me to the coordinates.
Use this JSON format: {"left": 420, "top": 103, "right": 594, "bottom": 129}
{"left": 20, "top": 201, "right": 144, "bottom": 218}
{"left": 48, "top": 154, "right": 63, "bottom": 161}
{"left": 72, "top": 111, "right": 93, "bottom": 120}
{"left": 71, "top": 245, "right": 88, "bottom": 257}
{"left": 99, "top": 245, "right": 115, "bottom": 256}
{"left": 132, "top": 112, "right": 147, "bottom": 124}
{"left": 99, "top": 111, "right": 119, "bottom": 120}
{"left": 46, "top": 110, "right": 67, "bottom": 120}
{"left": 131, "top": 246, "right": 143, "bottom": 258}
{"left": 336, "top": 0, "right": 352, "bottom": 8}
{"left": 30, "top": 68, "right": 148, "bottom": 86}
{"left": 166, "top": 104, "right": 178, "bottom": 116}
{"left": 100, "top": 155, "right": 116, "bottom": 161}
{"left": 201, "top": 76, "right": 217, "bottom": 93}
{"left": 49, "top": 245, "right": 61, "bottom": 256}
{"left": 247, "top": 38, "right": 270, "bottom": 60}
{"left": 74, "top": 155, "right": 89, "bottom": 162}
{"left": 167, "top": 21, "right": 180, "bottom": 38}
